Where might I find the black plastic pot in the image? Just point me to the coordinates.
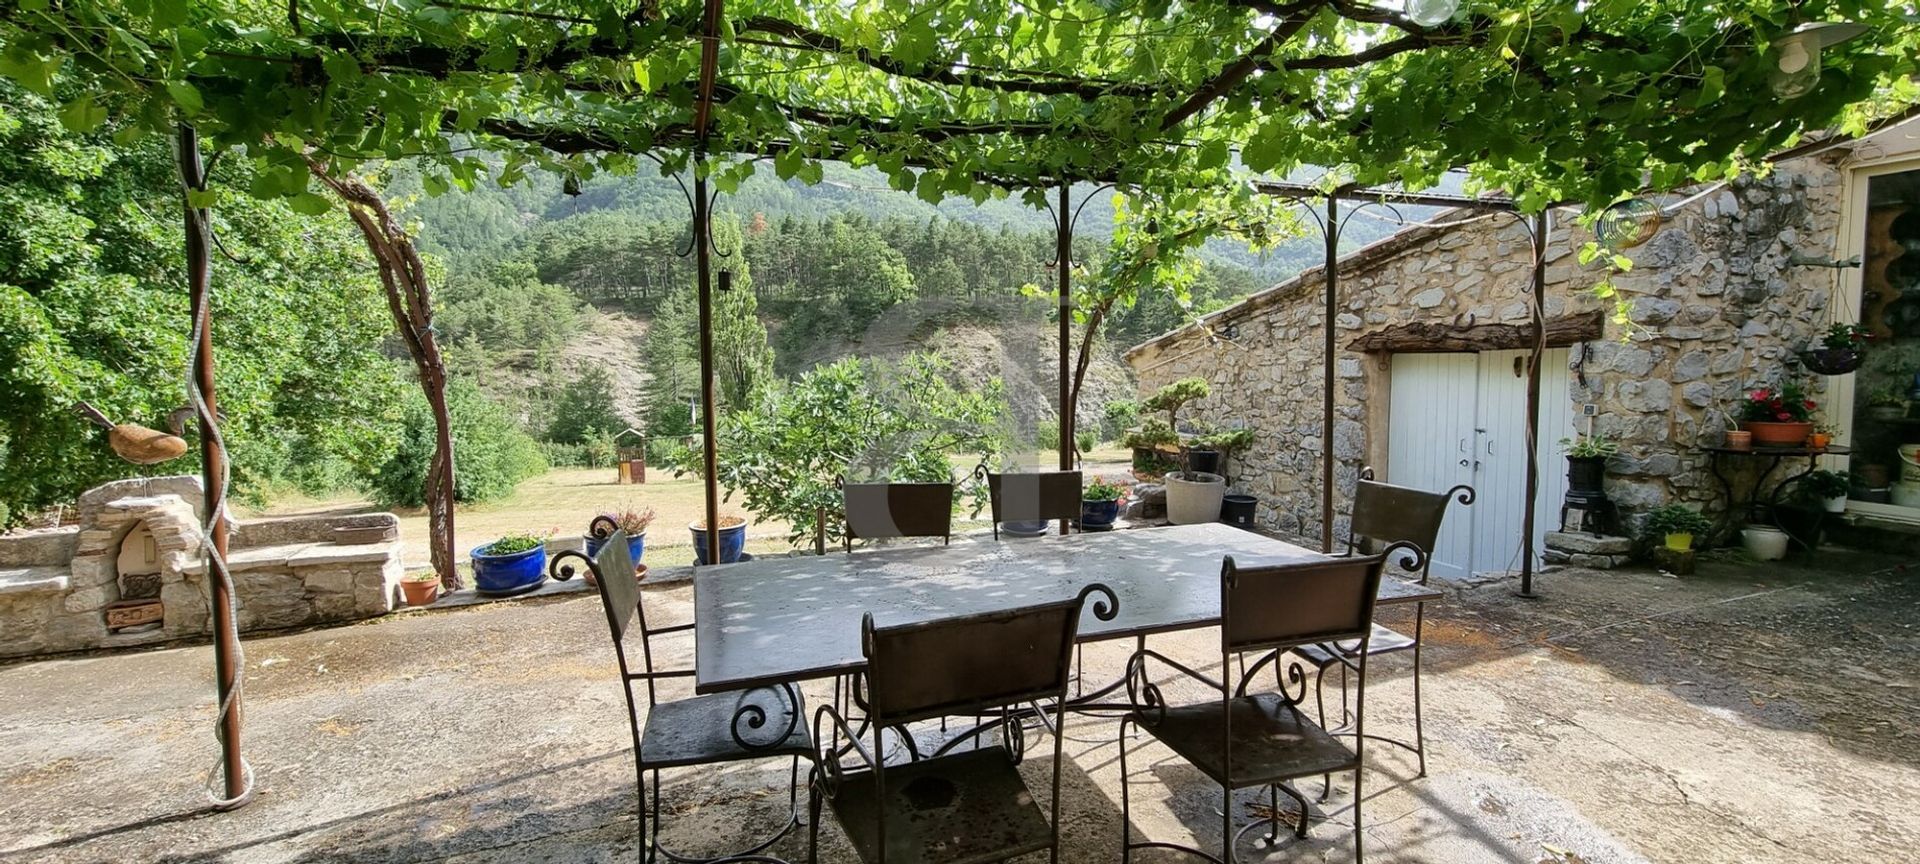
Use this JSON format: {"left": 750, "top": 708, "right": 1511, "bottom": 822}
{"left": 1187, "top": 449, "right": 1222, "bottom": 476}
{"left": 1219, "top": 494, "right": 1258, "bottom": 530}
{"left": 1566, "top": 456, "right": 1607, "bottom": 495}
{"left": 1799, "top": 347, "right": 1863, "bottom": 375}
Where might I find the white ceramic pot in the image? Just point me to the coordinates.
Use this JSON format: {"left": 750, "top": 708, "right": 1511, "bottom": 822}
{"left": 1741, "top": 526, "right": 1789, "bottom": 561}
{"left": 1823, "top": 495, "right": 1847, "bottom": 514}
{"left": 1165, "top": 472, "right": 1226, "bottom": 525}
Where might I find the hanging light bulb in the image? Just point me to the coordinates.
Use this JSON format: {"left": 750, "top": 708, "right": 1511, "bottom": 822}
{"left": 1404, "top": 0, "right": 1458, "bottom": 28}
{"left": 1597, "top": 198, "right": 1662, "bottom": 251}
{"left": 1769, "top": 21, "right": 1870, "bottom": 99}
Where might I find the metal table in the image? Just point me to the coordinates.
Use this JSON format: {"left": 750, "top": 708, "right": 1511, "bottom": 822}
{"left": 694, "top": 522, "right": 1439, "bottom": 695}
{"left": 1703, "top": 444, "right": 1849, "bottom": 545}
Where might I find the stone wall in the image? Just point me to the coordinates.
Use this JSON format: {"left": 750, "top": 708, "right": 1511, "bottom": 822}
{"left": 0, "top": 476, "right": 403, "bottom": 658}
{"left": 1125, "top": 152, "right": 1851, "bottom": 541}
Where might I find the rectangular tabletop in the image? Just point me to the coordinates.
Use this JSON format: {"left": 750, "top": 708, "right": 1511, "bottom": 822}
{"left": 693, "top": 522, "right": 1439, "bottom": 694}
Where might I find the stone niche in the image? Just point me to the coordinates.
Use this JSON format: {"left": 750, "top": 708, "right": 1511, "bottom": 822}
{"left": 0, "top": 476, "right": 404, "bottom": 659}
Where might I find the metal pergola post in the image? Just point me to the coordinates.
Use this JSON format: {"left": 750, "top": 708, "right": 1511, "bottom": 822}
{"left": 1057, "top": 182, "right": 1073, "bottom": 477}
{"left": 180, "top": 123, "right": 250, "bottom": 809}
{"left": 692, "top": 0, "right": 724, "bottom": 559}
{"left": 1321, "top": 194, "right": 1338, "bottom": 553}
{"left": 1518, "top": 209, "right": 1550, "bottom": 598}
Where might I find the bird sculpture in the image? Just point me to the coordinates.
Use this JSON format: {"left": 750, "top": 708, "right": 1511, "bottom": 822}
{"left": 73, "top": 402, "right": 192, "bottom": 465}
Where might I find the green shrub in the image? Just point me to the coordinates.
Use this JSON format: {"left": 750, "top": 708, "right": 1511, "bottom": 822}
{"left": 1075, "top": 429, "right": 1098, "bottom": 454}
{"left": 1036, "top": 420, "right": 1061, "bottom": 452}
{"left": 479, "top": 533, "right": 546, "bottom": 556}
{"left": 1641, "top": 505, "right": 1711, "bottom": 540}
{"left": 540, "top": 441, "right": 593, "bottom": 468}
{"left": 364, "top": 378, "right": 546, "bottom": 508}
{"left": 1102, "top": 399, "right": 1140, "bottom": 440}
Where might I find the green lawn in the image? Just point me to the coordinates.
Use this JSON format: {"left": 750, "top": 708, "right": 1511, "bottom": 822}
{"left": 249, "top": 446, "right": 1135, "bottom": 572}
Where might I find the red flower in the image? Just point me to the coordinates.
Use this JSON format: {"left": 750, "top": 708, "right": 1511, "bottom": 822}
{"left": 1750, "top": 390, "right": 1769, "bottom": 400}
{"left": 1776, "top": 411, "right": 1791, "bottom": 420}
{"left": 1803, "top": 399, "right": 1817, "bottom": 409}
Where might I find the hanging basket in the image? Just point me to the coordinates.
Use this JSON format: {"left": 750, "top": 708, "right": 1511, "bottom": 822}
{"left": 1798, "top": 346, "right": 1864, "bottom": 375}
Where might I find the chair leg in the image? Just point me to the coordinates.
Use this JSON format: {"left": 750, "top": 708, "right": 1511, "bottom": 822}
{"left": 648, "top": 770, "right": 663, "bottom": 864}
{"left": 807, "top": 771, "right": 822, "bottom": 864}
{"left": 1353, "top": 763, "right": 1365, "bottom": 864}
{"left": 1317, "top": 664, "right": 1333, "bottom": 802}
{"left": 636, "top": 760, "right": 650, "bottom": 864}
{"left": 1122, "top": 720, "right": 1133, "bottom": 861}
{"left": 1220, "top": 782, "right": 1233, "bottom": 864}
{"left": 1412, "top": 639, "right": 1427, "bottom": 778}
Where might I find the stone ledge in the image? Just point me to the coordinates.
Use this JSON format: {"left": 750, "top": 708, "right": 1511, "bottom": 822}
{"left": 284, "top": 542, "right": 401, "bottom": 569}
{"left": 0, "top": 567, "right": 71, "bottom": 595}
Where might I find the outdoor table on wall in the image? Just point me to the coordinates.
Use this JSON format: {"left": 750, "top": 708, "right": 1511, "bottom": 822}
{"left": 1702, "top": 444, "right": 1849, "bottom": 547}
{"left": 692, "top": 522, "right": 1440, "bottom": 699}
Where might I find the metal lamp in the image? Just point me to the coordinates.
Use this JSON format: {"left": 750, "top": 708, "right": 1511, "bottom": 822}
{"left": 1404, "top": 0, "right": 1458, "bottom": 28}
{"left": 1770, "top": 21, "right": 1870, "bottom": 99}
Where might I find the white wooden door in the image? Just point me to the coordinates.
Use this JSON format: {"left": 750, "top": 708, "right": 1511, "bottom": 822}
{"left": 1389, "top": 349, "right": 1573, "bottom": 579}
{"left": 1386, "top": 354, "right": 1478, "bottom": 580}
{"left": 1469, "top": 349, "right": 1574, "bottom": 577}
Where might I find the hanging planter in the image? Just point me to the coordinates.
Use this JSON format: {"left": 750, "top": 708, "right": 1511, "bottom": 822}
{"left": 1799, "top": 323, "right": 1870, "bottom": 375}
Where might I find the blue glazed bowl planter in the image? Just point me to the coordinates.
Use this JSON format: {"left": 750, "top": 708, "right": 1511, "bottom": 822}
{"left": 471, "top": 543, "right": 548, "bottom": 595}
{"left": 1081, "top": 499, "right": 1121, "bottom": 528}
{"left": 689, "top": 519, "right": 748, "bottom": 565}
{"left": 584, "top": 531, "right": 647, "bottom": 566}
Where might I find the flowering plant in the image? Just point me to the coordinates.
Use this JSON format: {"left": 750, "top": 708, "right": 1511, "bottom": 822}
{"left": 1820, "top": 323, "right": 1872, "bottom": 351}
{"left": 1739, "top": 383, "right": 1816, "bottom": 422}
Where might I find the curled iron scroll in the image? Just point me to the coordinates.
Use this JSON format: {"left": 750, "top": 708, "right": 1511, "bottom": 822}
{"left": 1379, "top": 539, "right": 1428, "bottom": 574}
{"left": 548, "top": 548, "right": 593, "bottom": 582}
{"left": 587, "top": 514, "right": 618, "bottom": 541}
{"left": 730, "top": 682, "right": 803, "bottom": 751}
{"left": 1077, "top": 582, "right": 1120, "bottom": 622}
{"left": 1446, "top": 484, "right": 1476, "bottom": 507}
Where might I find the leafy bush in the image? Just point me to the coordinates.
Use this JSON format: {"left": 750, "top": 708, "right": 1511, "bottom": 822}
{"left": 1560, "top": 434, "right": 1619, "bottom": 458}
{"left": 677, "top": 354, "right": 1008, "bottom": 546}
{"left": 364, "top": 378, "right": 546, "bottom": 507}
{"left": 1102, "top": 399, "right": 1141, "bottom": 440}
{"left": 479, "top": 533, "right": 547, "bottom": 556}
{"left": 1798, "top": 469, "right": 1851, "bottom": 500}
{"left": 547, "top": 367, "right": 626, "bottom": 445}
{"left": 1083, "top": 478, "right": 1125, "bottom": 502}
{"left": 541, "top": 441, "right": 593, "bottom": 468}
{"left": 1075, "top": 429, "right": 1098, "bottom": 454}
{"left": 1641, "top": 505, "right": 1712, "bottom": 540}
{"left": 1036, "top": 420, "right": 1061, "bottom": 452}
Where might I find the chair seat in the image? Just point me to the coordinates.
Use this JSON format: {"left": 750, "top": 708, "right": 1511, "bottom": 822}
{"left": 1293, "top": 623, "right": 1416, "bottom": 667}
{"left": 1133, "top": 693, "right": 1356, "bottom": 789}
{"left": 639, "top": 688, "right": 812, "bottom": 769}
{"left": 827, "top": 745, "right": 1053, "bottom": 864}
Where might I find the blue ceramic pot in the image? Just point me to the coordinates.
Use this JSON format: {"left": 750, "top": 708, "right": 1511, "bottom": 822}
{"left": 1081, "top": 499, "right": 1120, "bottom": 527}
{"left": 471, "top": 543, "right": 547, "bottom": 594}
{"left": 690, "top": 520, "right": 748, "bottom": 565}
{"left": 584, "top": 531, "right": 646, "bottom": 566}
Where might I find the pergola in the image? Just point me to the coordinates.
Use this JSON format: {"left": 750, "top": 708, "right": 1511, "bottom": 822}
{"left": 4, "top": 0, "right": 1913, "bottom": 812}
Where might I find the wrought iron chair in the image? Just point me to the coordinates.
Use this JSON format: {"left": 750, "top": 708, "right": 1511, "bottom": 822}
{"left": 809, "top": 583, "right": 1118, "bottom": 864}
{"left": 984, "top": 469, "right": 1082, "bottom": 539}
{"left": 1118, "top": 550, "right": 1405, "bottom": 864}
{"left": 841, "top": 481, "right": 954, "bottom": 552}
{"left": 554, "top": 530, "right": 814, "bottom": 864}
{"left": 1295, "top": 467, "right": 1471, "bottom": 779}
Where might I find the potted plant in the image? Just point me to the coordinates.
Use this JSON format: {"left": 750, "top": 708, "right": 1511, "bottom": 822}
{"left": 1642, "top": 504, "right": 1712, "bottom": 552}
{"left": 1081, "top": 478, "right": 1126, "bottom": 529}
{"left": 1142, "top": 377, "right": 1227, "bottom": 524}
{"left": 1122, "top": 420, "right": 1179, "bottom": 479}
{"left": 690, "top": 513, "right": 749, "bottom": 565}
{"left": 471, "top": 532, "right": 550, "bottom": 595}
{"left": 1741, "top": 524, "right": 1791, "bottom": 561}
{"left": 399, "top": 571, "right": 440, "bottom": 607}
{"left": 586, "top": 507, "right": 654, "bottom": 562}
{"left": 1800, "top": 323, "right": 1870, "bottom": 375}
{"left": 1738, "top": 383, "right": 1816, "bottom": 447}
{"left": 1560, "top": 433, "right": 1618, "bottom": 496}
{"left": 1195, "top": 427, "right": 1256, "bottom": 485}
{"left": 1798, "top": 469, "right": 1851, "bottom": 513}
{"left": 1868, "top": 387, "right": 1907, "bottom": 421}
{"left": 1807, "top": 422, "right": 1834, "bottom": 451}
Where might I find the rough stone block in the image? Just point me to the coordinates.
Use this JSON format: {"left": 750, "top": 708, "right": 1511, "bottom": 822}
{"left": 302, "top": 568, "right": 356, "bottom": 595}
{"left": 1650, "top": 547, "right": 1696, "bottom": 575}
{"left": 1568, "top": 553, "right": 1625, "bottom": 569}
{"left": 1544, "top": 532, "right": 1632, "bottom": 555}
{"left": 0, "top": 527, "right": 79, "bottom": 567}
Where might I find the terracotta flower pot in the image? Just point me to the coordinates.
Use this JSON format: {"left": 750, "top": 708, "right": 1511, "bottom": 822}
{"left": 1724, "top": 430, "right": 1752, "bottom": 451}
{"left": 1807, "top": 432, "right": 1832, "bottom": 450}
{"left": 1741, "top": 421, "right": 1811, "bottom": 448}
{"left": 400, "top": 578, "right": 440, "bottom": 607}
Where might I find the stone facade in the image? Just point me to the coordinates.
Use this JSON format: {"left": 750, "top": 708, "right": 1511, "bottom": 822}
{"left": 0, "top": 476, "right": 403, "bottom": 658}
{"left": 1126, "top": 149, "right": 1856, "bottom": 542}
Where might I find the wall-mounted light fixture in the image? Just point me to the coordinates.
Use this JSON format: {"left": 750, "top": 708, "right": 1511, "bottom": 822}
{"left": 1771, "top": 21, "right": 1870, "bottom": 99}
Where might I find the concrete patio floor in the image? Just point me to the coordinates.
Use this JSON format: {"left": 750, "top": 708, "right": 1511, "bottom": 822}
{"left": 3, "top": 548, "right": 1917, "bottom": 863}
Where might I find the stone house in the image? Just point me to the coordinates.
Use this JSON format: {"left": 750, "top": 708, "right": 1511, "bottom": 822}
{"left": 1124, "top": 119, "right": 1920, "bottom": 579}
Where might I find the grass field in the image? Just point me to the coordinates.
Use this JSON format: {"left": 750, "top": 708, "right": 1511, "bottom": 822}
{"left": 249, "top": 446, "right": 1135, "bottom": 572}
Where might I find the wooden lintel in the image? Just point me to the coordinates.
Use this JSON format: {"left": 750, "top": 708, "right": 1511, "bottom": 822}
{"left": 1345, "top": 310, "right": 1605, "bottom": 354}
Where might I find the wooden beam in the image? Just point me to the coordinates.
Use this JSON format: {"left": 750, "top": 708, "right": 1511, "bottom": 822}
{"left": 1344, "top": 310, "right": 1603, "bottom": 353}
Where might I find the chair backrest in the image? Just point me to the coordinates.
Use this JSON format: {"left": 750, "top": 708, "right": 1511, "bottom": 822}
{"left": 842, "top": 482, "right": 954, "bottom": 545}
{"left": 563, "top": 529, "right": 689, "bottom": 706}
{"left": 1348, "top": 466, "right": 1472, "bottom": 581}
{"left": 1220, "top": 553, "right": 1386, "bottom": 654}
{"left": 589, "top": 529, "right": 639, "bottom": 641}
{"left": 986, "top": 470, "right": 1082, "bottom": 526}
{"left": 858, "top": 583, "right": 1116, "bottom": 725}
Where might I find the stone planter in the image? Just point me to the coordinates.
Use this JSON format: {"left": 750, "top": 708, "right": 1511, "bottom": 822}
{"left": 1165, "top": 472, "right": 1226, "bottom": 525}
{"left": 1741, "top": 526, "right": 1789, "bottom": 561}
{"left": 1080, "top": 499, "right": 1120, "bottom": 529}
